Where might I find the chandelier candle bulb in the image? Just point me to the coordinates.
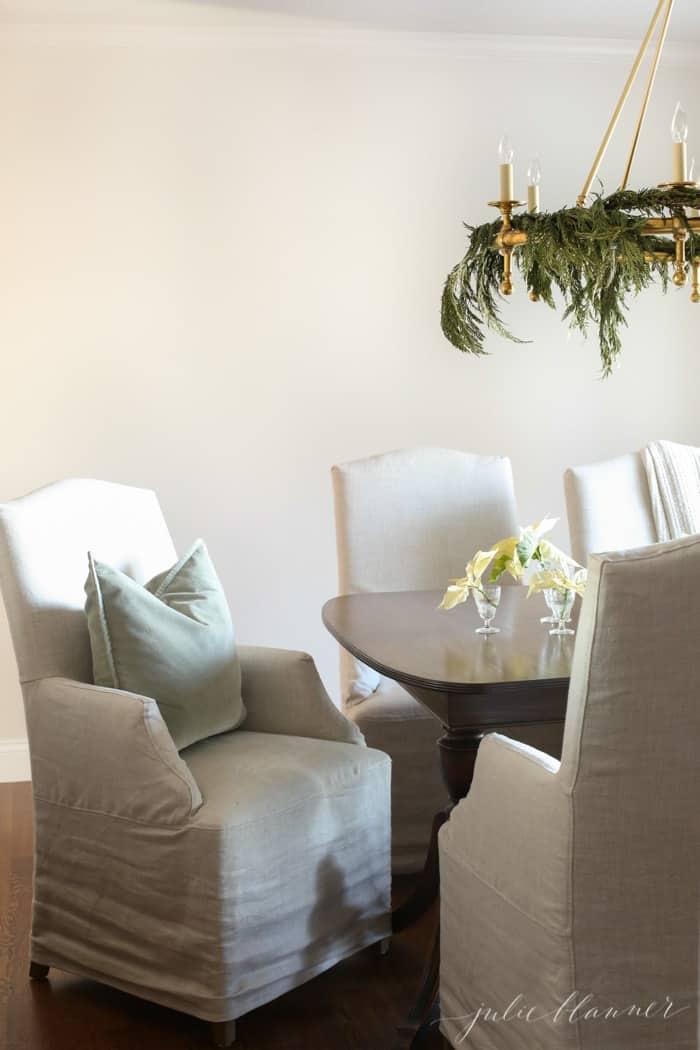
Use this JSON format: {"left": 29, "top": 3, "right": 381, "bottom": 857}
{"left": 673, "top": 141, "right": 687, "bottom": 182}
{"left": 500, "top": 164, "right": 514, "bottom": 202}
{"left": 498, "top": 134, "right": 514, "bottom": 201}
{"left": 671, "top": 101, "right": 688, "bottom": 182}
{"left": 527, "top": 157, "right": 541, "bottom": 213}
{"left": 688, "top": 157, "right": 698, "bottom": 217}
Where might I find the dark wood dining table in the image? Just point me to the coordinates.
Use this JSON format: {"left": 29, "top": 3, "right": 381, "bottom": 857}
{"left": 322, "top": 586, "right": 577, "bottom": 1049}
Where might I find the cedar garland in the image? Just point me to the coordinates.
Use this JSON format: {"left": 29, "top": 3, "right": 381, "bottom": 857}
{"left": 441, "top": 187, "right": 700, "bottom": 375}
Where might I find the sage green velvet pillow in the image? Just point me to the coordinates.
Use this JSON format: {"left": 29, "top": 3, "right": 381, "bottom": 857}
{"left": 84, "top": 540, "right": 245, "bottom": 750}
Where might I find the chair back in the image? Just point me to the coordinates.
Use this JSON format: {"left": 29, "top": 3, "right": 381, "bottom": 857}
{"left": 560, "top": 535, "right": 700, "bottom": 1036}
{"left": 331, "top": 448, "right": 518, "bottom": 702}
{"left": 564, "top": 452, "right": 655, "bottom": 565}
{"left": 0, "top": 479, "right": 176, "bottom": 686}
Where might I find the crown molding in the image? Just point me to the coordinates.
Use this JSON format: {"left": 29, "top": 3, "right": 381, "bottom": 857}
{"left": 0, "top": 20, "right": 697, "bottom": 68}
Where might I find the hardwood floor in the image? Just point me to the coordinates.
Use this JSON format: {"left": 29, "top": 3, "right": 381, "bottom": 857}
{"left": 0, "top": 782, "right": 443, "bottom": 1050}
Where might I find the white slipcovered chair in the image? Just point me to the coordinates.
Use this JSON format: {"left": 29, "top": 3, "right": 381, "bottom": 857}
{"left": 564, "top": 452, "right": 655, "bottom": 565}
{"left": 0, "top": 479, "right": 391, "bottom": 1048}
{"left": 331, "top": 447, "right": 563, "bottom": 874}
{"left": 439, "top": 535, "right": 700, "bottom": 1050}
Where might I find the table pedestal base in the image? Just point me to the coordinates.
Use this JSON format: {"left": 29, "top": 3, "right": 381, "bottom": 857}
{"left": 393, "top": 724, "right": 483, "bottom": 1049}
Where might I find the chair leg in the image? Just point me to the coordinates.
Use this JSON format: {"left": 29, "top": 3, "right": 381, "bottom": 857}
{"left": 210, "top": 1020, "right": 236, "bottom": 1047}
{"left": 375, "top": 936, "right": 391, "bottom": 957}
{"left": 29, "top": 962, "right": 49, "bottom": 981}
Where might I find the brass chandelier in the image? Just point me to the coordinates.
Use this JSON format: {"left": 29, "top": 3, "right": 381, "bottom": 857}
{"left": 442, "top": 0, "right": 700, "bottom": 373}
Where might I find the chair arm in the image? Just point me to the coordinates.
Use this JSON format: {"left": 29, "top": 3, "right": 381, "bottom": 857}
{"left": 439, "top": 732, "right": 570, "bottom": 931}
{"left": 25, "top": 677, "right": 202, "bottom": 826}
{"left": 239, "top": 645, "right": 364, "bottom": 746}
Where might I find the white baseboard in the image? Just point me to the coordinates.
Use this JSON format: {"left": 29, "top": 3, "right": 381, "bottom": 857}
{"left": 0, "top": 737, "right": 30, "bottom": 782}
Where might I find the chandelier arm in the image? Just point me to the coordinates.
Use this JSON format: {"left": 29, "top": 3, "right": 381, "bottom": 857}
{"left": 576, "top": 0, "right": 668, "bottom": 207}
{"left": 620, "top": 0, "right": 675, "bottom": 191}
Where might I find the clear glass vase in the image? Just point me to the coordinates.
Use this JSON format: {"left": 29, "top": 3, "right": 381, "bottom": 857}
{"left": 473, "top": 584, "right": 501, "bottom": 634}
{"left": 547, "top": 588, "right": 575, "bottom": 635}
{"left": 537, "top": 558, "right": 568, "bottom": 623}
{"left": 540, "top": 587, "right": 558, "bottom": 624}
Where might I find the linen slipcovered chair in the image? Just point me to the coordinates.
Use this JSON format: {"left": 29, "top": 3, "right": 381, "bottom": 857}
{"left": 331, "top": 447, "right": 564, "bottom": 873}
{"left": 439, "top": 535, "right": 700, "bottom": 1050}
{"left": 0, "top": 479, "right": 391, "bottom": 1048}
{"left": 564, "top": 451, "right": 655, "bottom": 565}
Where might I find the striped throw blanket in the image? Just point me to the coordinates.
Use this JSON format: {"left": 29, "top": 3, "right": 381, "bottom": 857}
{"left": 643, "top": 439, "right": 700, "bottom": 541}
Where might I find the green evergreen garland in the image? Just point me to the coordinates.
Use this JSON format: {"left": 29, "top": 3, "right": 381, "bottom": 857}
{"left": 441, "top": 187, "right": 700, "bottom": 375}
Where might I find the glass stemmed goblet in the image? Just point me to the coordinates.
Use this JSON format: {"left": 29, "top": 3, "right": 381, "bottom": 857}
{"left": 548, "top": 588, "right": 575, "bottom": 635}
{"left": 540, "top": 587, "right": 558, "bottom": 625}
{"left": 473, "top": 584, "right": 501, "bottom": 634}
{"left": 538, "top": 559, "right": 570, "bottom": 624}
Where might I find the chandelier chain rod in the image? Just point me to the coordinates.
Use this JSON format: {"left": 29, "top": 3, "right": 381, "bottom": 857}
{"left": 576, "top": 0, "right": 671, "bottom": 207}
{"left": 620, "top": 0, "right": 675, "bottom": 191}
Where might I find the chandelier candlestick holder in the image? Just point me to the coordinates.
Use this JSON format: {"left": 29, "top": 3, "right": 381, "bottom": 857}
{"left": 691, "top": 260, "right": 700, "bottom": 303}
{"left": 489, "top": 202, "right": 700, "bottom": 298}
{"left": 488, "top": 200, "right": 526, "bottom": 295}
{"left": 485, "top": 0, "right": 700, "bottom": 302}
{"left": 442, "top": 0, "right": 700, "bottom": 375}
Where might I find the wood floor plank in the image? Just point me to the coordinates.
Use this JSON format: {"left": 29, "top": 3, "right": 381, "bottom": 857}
{"left": 0, "top": 782, "right": 443, "bottom": 1050}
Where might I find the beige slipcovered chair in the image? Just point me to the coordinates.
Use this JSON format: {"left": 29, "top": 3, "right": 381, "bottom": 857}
{"left": 440, "top": 535, "right": 700, "bottom": 1050}
{"left": 332, "top": 448, "right": 563, "bottom": 874}
{"left": 564, "top": 451, "right": 655, "bottom": 565}
{"left": 0, "top": 479, "right": 391, "bottom": 1048}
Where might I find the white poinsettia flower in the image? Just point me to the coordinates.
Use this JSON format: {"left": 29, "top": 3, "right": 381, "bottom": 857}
{"left": 537, "top": 537, "right": 582, "bottom": 571}
{"left": 440, "top": 583, "right": 470, "bottom": 611}
{"left": 528, "top": 516, "right": 559, "bottom": 541}
{"left": 527, "top": 566, "right": 587, "bottom": 599}
{"left": 439, "top": 549, "right": 497, "bottom": 610}
{"left": 468, "top": 549, "right": 499, "bottom": 582}
{"left": 516, "top": 518, "right": 558, "bottom": 570}
{"left": 440, "top": 515, "right": 585, "bottom": 614}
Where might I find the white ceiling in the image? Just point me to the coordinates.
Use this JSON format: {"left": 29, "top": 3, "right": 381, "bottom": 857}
{"left": 3, "top": 0, "right": 700, "bottom": 42}
{"left": 186, "top": 0, "right": 700, "bottom": 42}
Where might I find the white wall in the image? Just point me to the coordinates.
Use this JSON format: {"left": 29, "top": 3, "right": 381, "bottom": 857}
{"left": 1, "top": 7, "right": 699, "bottom": 773}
